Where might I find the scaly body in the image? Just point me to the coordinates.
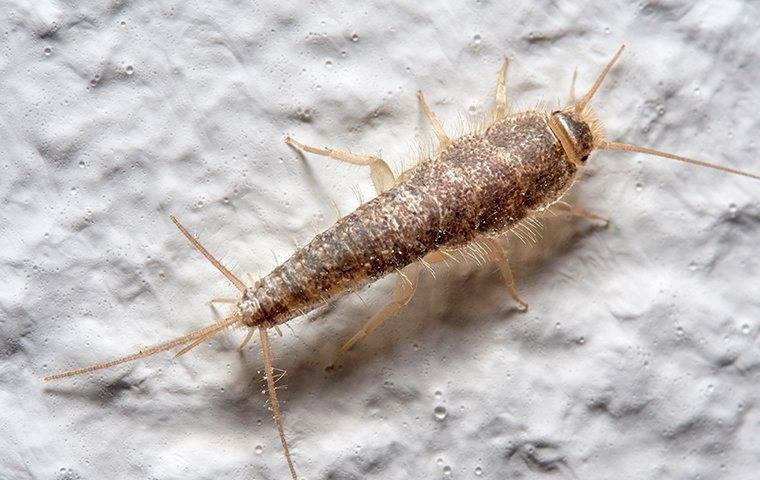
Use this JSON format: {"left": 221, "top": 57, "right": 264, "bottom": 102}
{"left": 251, "top": 111, "right": 576, "bottom": 327}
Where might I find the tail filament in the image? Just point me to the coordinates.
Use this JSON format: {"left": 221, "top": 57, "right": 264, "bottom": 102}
{"left": 259, "top": 326, "right": 298, "bottom": 480}
{"left": 44, "top": 315, "right": 241, "bottom": 381}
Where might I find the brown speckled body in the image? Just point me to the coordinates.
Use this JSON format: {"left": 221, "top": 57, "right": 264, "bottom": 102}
{"left": 246, "top": 111, "right": 578, "bottom": 327}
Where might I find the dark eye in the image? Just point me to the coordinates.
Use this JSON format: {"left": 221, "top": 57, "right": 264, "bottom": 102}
{"left": 581, "top": 155, "right": 589, "bottom": 162}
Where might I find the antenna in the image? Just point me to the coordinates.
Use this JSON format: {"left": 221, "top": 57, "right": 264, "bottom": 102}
{"left": 600, "top": 141, "right": 760, "bottom": 181}
{"left": 575, "top": 45, "right": 626, "bottom": 112}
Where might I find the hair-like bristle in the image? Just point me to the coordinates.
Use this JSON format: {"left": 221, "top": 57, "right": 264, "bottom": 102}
{"left": 573, "top": 105, "right": 607, "bottom": 148}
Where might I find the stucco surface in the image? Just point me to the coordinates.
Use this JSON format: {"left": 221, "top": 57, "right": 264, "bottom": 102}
{"left": 2, "top": 1, "right": 759, "bottom": 479}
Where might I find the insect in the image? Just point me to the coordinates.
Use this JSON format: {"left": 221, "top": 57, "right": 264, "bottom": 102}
{"left": 44, "top": 45, "right": 760, "bottom": 479}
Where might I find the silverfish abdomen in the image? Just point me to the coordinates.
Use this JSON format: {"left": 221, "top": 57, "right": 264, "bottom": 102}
{"left": 249, "top": 111, "right": 577, "bottom": 326}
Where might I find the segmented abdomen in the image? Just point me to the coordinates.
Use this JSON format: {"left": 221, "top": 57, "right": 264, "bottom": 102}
{"left": 249, "top": 111, "right": 577, "bottom": 326}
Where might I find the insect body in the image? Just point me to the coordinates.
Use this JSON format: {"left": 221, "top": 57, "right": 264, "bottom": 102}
{"left": 253, "top": 110, "right": 580, "bottom": 328}
{"left": 44, "top": 46, "right": 760, "bottom": 479}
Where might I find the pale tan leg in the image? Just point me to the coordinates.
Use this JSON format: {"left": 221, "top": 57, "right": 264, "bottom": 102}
{"left": 208, "top": 297, "right": 237, "bottom": 305}
{"left": 569, "top": 67, "right": 579, "bottom": 104}
{"left": 416, "top": 90, "right": 451, "bottom": 147}
{"left": 552, "top": 201, "right": 610, "bottom": 227}
{"left": 239, "top": 328, "right": 254, "bottom": 350}
{"left": 285, "top": 136, "right": 395, "bottom": 194}
{"left": 327, "top": 263, "right": 421, "bottom": 370}
{"left": 482, "top": 237, "right": 529, "bottom": 312}
{"left": 424, "top": 249, "right": 459, "bottom": 267}
{"left": 494, "top": 57, "right": 509, "bottom": 117}
{"left": 423, "top": 250, "right": 446, "bottom": 264}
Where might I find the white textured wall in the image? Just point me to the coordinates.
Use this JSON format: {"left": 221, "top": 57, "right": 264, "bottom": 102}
{"left": 2, "top": 1, "right": 759, "bottom": 479}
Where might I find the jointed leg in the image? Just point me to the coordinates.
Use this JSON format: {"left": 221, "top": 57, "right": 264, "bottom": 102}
{"left": 239, "top": 329, "right": 255, "bottom": 350}
{"left": 416, "top": 90, "right": 451, "bottom": 147}
{"left": 285, "top": 136, "right": 395, "bottom": 194}
{"left": 209, "top": 297, "right": 237, "bottom": 305}
{"left": 328, "top": 263, "right": 421, "bottom": 370}
{"left": 482, "top": 237, "right": 529, "bottom": 312}
{"left": 494, "top": 57, "right": 509, "bottom": 117}
{"left": 552, "top": 201, "right": 610, "bottom": 227}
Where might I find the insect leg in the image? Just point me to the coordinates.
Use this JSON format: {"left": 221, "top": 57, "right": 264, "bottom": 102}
{"left": 422, "top": 250, "right": 447, "bottom": 264}
{"left": 552, "top": 201, "right": 610, "bottom": 227}
{"left": 208, "top": 297, "right": 237, "bottom": 305}
{"left": 238, "top": 328, "right": 254, "bottom": 350}
{"left": 327, "top": 263, "right": 422, "bottom": 370}
{"left": 482, "top": 237, "right": 529, "bottom": 312}
{"left": 285, "top": 136, "right": 395, "bottom": 194}
{"left": 416, "top": 90, "right": 451, "bottom": 147}
{"left": 494, "top": 57, "right": 509, "bottom": 117}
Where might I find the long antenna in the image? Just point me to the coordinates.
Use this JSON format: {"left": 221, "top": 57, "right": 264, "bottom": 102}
{"left": 576, "top": 45, "right": 626, "bottom": 112}
{"left": 600, "top": 141, "right": 760, "bottom": 181}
